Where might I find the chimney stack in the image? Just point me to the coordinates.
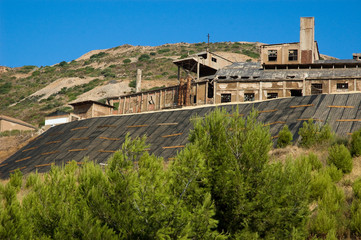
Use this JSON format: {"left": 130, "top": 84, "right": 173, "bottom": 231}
{"left": 136, "top": 69, "right": 142, "bottom": 93}
{"left": 300, "top": 17, "right": 315, "bottom": 64}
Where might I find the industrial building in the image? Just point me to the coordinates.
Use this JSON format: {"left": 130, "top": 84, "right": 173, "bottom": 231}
{"left": 105, "top": 17, "right": 357, "bottom": 115}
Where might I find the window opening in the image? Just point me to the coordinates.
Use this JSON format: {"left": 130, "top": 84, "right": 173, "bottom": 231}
{"left": 268, "top": 50, "right": 277, "bottom": 61}
{"left": 337, "top": 83, "right": 348, "bottom": 90}
{"left": 208, "top": 83, "right": 214, "bottom": 98}
{"left": 288, "top": 49, "right": 298, "bottom": 61}
{"left": 311, "top": 84, "right": 323, "bottom": 95}
{"left": 244, "top": 93, "right": 255, "bottom": 102}
{"left": 241, "top": 76, "right": 249, "bottom": 79}
{"left": 267, "top": 93, "right": 278, "bottom": 99}
{"left": 221, "top": 93, "right": 231, "bottom": 103}
{"left": 290, "top": 90, "right": 302, "bottom": 97}
{"left": 212, "top": 57, "right": 217, "bottom": 63}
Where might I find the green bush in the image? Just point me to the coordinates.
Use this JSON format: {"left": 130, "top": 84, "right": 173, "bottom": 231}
{"left": 123, "top": 58, "right": 131, "bottom": 64}
{"left": 353, "top": 178, "right": 361, "bottom": 199}
{"left": 129, "top": 80, "right": 136, "bottom": 88}
{"left": 307, "top": 152, "right": 323, "bottom": 170}
{"left": 90, "top": 52, "right": 108, "bottom": 59}
{"left": 0, "top": 82, "right": 12, "bottom": 94}
{"left": 351, "top": 129, "right": 361, "bottom": 156}
{"left": 324, "top": 165, "right": 343, "bottom": 183}
{"left": 149, "top": 52, "right": 156, "bottom": 56}
{"left": 327, "top": 144, "right": 352, "bottom": 174}
{"left": 298, "top": 119, "right": 334, "bottom": 148}
{"left": 157, "top": 48, "right": 170, "bottom": 54}
{"left": 138, "top": 54, "right": 150, "bottom": 61}
{"left": 277, "top": 125, "right": 293, "bottom": 148}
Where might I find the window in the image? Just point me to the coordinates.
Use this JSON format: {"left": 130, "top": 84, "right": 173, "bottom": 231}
{"left": 212, "top": 57, "right": 217, "bottom": 63}
{"left": 311, "top": 84, "right": 323, "bottom": 95}
{"left": 267, "top": 93, "right": 278, "bottom": 99}
{"left": 221, "top": 93, "right": 231, "bottom": 103}
{"left": 244, "top": 93, "right": 255, "bottom": 102}
{"left": 291, "top": 90, "right": 302, "bottom": 97}
{"left": 288, "top": 49, "right": 298, "bottom": 61}
{"left": 208, "top": 83, "right": 214, "bottom": 98}
{"left": 337, "top": 83, "right": 348, "bottom": 90}
{"left": 268, "top": 50, "right": 277, "bottom": 61}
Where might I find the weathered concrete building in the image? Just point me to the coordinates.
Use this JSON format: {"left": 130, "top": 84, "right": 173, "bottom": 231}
{"left": 0, "top": 115, "right": 36, "bottom": 132}
{"left": 44, "top": 111, "right": 80, "bottom": 130}
{"left": 106, "top": 17, "right": 361, "bottom": 114}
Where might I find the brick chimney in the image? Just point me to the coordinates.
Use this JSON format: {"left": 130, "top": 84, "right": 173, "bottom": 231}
{"left": 300, "top": 17, "right": 315, "bottom": 64}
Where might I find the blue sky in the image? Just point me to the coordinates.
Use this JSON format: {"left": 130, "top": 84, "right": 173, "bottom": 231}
{"left": 1, "top": 0, "right": 360, "bottom": 67}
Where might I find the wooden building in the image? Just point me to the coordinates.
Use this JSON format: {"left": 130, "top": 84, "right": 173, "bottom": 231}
{"left": 69, "top": 100, "right": 114, "bottom": 119}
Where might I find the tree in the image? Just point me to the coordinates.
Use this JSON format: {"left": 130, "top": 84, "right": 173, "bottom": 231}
{"left": 277, "top": 124, "right": 293, "bottom": 148}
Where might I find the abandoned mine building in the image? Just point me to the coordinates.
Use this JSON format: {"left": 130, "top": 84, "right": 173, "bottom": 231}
{"left": 104, "top": 17, "right": 360, "bottom": 115}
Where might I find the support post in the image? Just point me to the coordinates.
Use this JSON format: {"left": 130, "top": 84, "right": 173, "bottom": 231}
{"left": 136, "top": 69, "right": 142, "bottom": 93}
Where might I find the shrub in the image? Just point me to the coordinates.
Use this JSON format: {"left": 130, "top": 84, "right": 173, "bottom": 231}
{"left": 157, "top": 48, "right": 170, "bottom": 54}
{"left": 307, "top": 152, "right": 323, "bottom": 170}
{"left": 0, "top": 82, "right": 12, "bottom": 94}
{"left": 353, "top": 178, "right": 361, "bottom": 199}
{"left": 351, "top": 129, "right": 361, "bottom": 157}
{"left": 149, "top": 52, "right": 156, "bottom": 56}
{"left": 123, "top": 58, "right": 131, "bottom": 64}
{"left": 277, "top": 125, "right": 293, "bottom": 148}
{"left": 138, "top": 54, "right": 150, "bottom": 61}
{"left": 325, "top": 165, "right": 343, "bottom": 183}
{"left": 129, "top": 80, "right": 136, "bottom": 88}
{"left": 58, "top": 61, "right": 67, "bottom": 67}
{"left": 298, "top": 119, "right": 333, "bottom": 148}
{"left": 90, "top": 52, "right": 108, "bottom": 59}
{"left": 327, "top": 144, "right": 352, "bottom": 174}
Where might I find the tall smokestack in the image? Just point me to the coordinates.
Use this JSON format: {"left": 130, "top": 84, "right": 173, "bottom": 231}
{"left": 300, "top": 17, "right": 315, "bottom": 64}
{"left": 136, "top": 69, "right": 142, "bottom": 93}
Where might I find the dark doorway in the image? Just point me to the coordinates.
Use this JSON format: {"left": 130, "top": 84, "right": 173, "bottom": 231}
{"left": 208, "top": 83, "right": 214, "bottom": 98}
{"left": 290, "top": 90, "right": 302, "bottom": 97}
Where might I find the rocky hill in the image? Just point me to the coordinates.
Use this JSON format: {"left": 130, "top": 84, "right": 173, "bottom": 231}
{"left": 0, "top": 42, "right": 261, "bottom": 127}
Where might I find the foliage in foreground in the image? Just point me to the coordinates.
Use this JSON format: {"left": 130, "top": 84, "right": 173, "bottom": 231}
{"left": 0, "top": 108, "right": 360, "bottom": 239}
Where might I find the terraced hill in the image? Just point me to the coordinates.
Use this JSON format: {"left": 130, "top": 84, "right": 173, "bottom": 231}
{"left": 0, "top": 42, "right": 261, "bottom": 127}
{"left": 2, "top": 93, "right": 361, "bottom": 179}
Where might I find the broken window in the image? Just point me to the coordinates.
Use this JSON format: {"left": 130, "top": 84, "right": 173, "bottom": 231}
{"left": 244, "top": 93, "right": 255, "bottom": 102}
{"left": 311, "top": 84, "right": 323, "bottom": 95}
{"left": 241, "top": 76, "right": 249, "bottom": 79}
{"left": 218, "top": 76, "right": 226, "bottom": 79}
{"left": 291, "top": 90, "right": 302, "bottom": 97}
{"left": 221, "top": 93, "right": 231, "bottom": 103}
{"left": 267, "top": 93, "right": 278, "bottom": 99}
{"left": 337, "top": 83, "right": 348, "bottom": 90}
{"left": 212, "top": 57, "right": 217, "bottom": 63}
{"left": 288, "top": 49, "right": 298, "bottom": 61}
{"left": 268, "top": 50, "right": 277, "bottom": 62}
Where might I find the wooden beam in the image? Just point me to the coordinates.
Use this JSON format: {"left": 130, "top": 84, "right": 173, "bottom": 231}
{"left": 162, "top": 145, "right": 185, "bottom": 149}
{"left": 68, "top": 149, "right": 88, "bottom": 152}
{"left": 337, "top": 119, "right": 361, "bottom": 122}
{"left": 289, "top": 104, "right": 314, "bottom": 108}
{"left": 264, "top": 121, "right": 286, "bottom": 126}
{"left": 22, "top": 146, "right": 38, "bottom": 152}
{"left": 98, "top": 136, "right": 120, "bottom": 141}
{"left": 41, "top": 151, "right": 59, "bottom": 155}
{"left": 328, "top": 105, "right": 354, "bottom": 109}
{"left": 0, "top": 163, "right": 8, "bottom": 167}
{"left": 9, "top": 166, "right": 26, "bottom": 172}
{"left": 98, "top": 150, "right": 117, "bottom": 153}
{"left": 126, "top": 125, "right": 149, "bottom": 128}
{"left": 162, "top": 133, "right": 183, "bottom": 138}
{"left": 15, "top": 156, "right": 31, "bottom": 163}
{"left": 35, "top": 163, "right": 55, "bottom": 168}
{"left": 297, "top": 118, "right": 323, "bottom": 122}
{"left": 71, "top": 126, "right": 89, "bottom": 131}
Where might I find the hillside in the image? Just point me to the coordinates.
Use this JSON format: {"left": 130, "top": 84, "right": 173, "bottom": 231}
{"left": 0, "top": 42, "right": 261, "bottom": 127}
